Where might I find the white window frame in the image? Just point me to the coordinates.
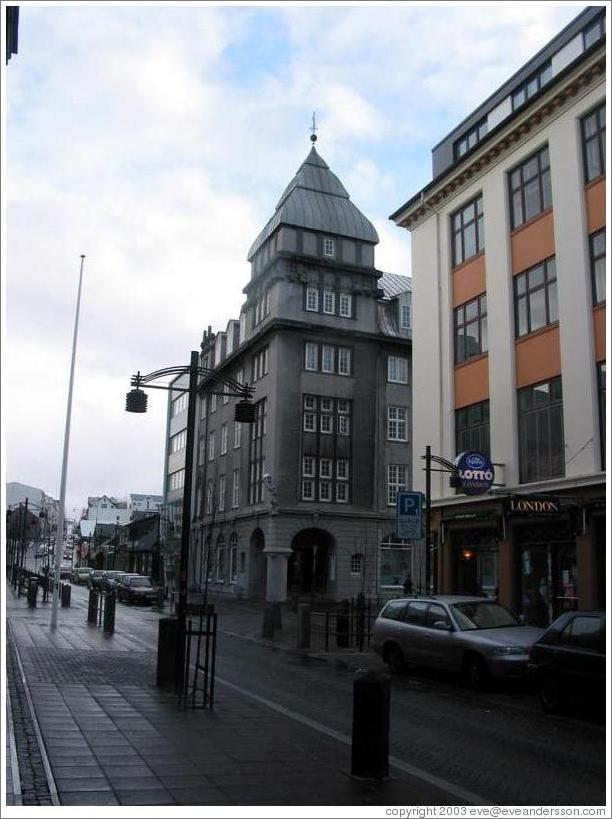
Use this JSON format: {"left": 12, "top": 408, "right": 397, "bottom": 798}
{"left": 338, "top": 415, "right": 350, "bottom": 436}
{"left": 337, "top": 459, "right": 349, "bottom": 480}
{"left": 303, "top": 456, "right": 315, "bottom": 477}
{"left": 387, "top": 464, "right": 407, "bottom": 506}
{"left": 319, "top": 481, "right": 332, "bottom": 502}
{"left": 339, "top": 292, "right": 352, "bottom": 318}
{"left": 218, "top": 475, "right": 226, "bottom": 512}
{"left": 230, "top": 544, "right": 238, "bottom": 582}
{"left": 306, "top": 288, "right": 319, "bottom": 312}
{"left": 323, "top": 237, "right": 335, "bottom": 257}
{"left": 336, "top": 482, "right": 349, "bottom": 503}
{"left": 265, "top": 291, "right": 270, "bottom": 317}
{"left": 319, "top": 458, "right": 332, "bottom": 478}
{"left": 222, "top": 384, "right": 229, "bottom": 405}
{"left": 320, "top": 413, "right": 333, "bottom": 434}
{"left": 323, "top": 289, "right": 336, "bottom": 315}
{"left": 401, "top": 304, "right": 411, "bottom": 329}
{"left": 234, "top": 422, "right": 241, "bottom": 449}
{"left": 388, "top": 356, "right": 408, "bottom": 384}
{"left": 206, "top": 481, "right": 214, "bottom": 515}
{"left": 220, "top": 423, "right": 228, "bottom": 455}
{"left": 210, "top": 393, "right": 217, "bottom": 413}
{"left": 304, "top": 395, "right": 317, "bottom": 411}
{"left": 350, "top": 553, "right": 363, "bottom": 575}
{"left": 338, "top": 347, "right": 351, "bottom": 376}
{"left": 321, "top": 345, "right": 334, "bottom": 373}
{"left": 305, "top": 343, "right": 318, "bottom": 371}
{"left": 232, "top": 470, "right": 240, "bottom": 509}
{"left": 304, "top": 412, "right": 316, "bottom": 432}
{"left": 388, "top": 406, "right": 408, "bottom": 442}
{"left": 337, "top": 399, "right": 349, "bottom": 414}
{"left": 302, "top": 479, "right": 314, "bottom": 501}
{"left": 321, "top": 398, "right": 333, "bottom": 412}
{"left": 208, "top": 431, "right": 215, "bottom": 461}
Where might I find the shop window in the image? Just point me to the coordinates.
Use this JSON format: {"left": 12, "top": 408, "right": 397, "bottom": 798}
{"left": 518, "top": 377, "right": 564, "bottom": 483}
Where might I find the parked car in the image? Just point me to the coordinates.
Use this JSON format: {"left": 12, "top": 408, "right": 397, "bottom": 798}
{"left": 87, "top": 570, "right": 106, "bottom": 589}
{"left": 372, "top": 595, "right": 545, "bottom": 689}
{"left": 528, "top": 610, "right": 606, "bottom": 714}
{"left": 72, "top": 567, "right": 93, "bottom": 585}
{"left": 59, "top": 561, "right": 73, "bottom": 580}
{"left": 116, "top": 575, "right": 159, "bottom": 605}
{"left": 100, "top": 570, "right": 127, "bottom": 592}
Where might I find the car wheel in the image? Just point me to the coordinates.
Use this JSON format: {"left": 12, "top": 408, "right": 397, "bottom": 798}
{"left": 465, "top": 655, "right": 489, "bottom": 691}
{"left": 539, "top": 676, "right": 566, "bottom": 714}
{"left": 385, "top": 645, "right": 405, "bottom": 674}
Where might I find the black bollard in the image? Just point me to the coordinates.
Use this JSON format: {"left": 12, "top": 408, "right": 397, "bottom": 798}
{"left": 156, "top": 617, "right": 179, "bottom": 690}
{"left": 27, "top": 578, "right": 38, "bottom": 608}
{"left": 103, "top": 591, "right": 116, "bottom": 634}
{"left": 272, "top": 602, "right": 283, "bottom": 631}
{"left": 351, "top": 670, "right": 390, "bottom": 779}
{"left": 87, "top": 588, "right": 99, "bottom": 624}
{"left": 261, "top": 605, "right": 275, "bottom": 639}
{"left": 61, "top": 583, "right": 72, "bottom": 608}
{"left": 297, "top": 603, "right": 311, "bottom": 649}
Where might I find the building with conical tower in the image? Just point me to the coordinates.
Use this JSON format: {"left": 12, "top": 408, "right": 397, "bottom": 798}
{"left": 164, "top": 140, "right": 418, "bottom": 603}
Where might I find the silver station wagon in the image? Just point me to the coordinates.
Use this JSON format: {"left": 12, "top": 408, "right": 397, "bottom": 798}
{"left": 372, "top": 595, "right": 545, "bottom": 688}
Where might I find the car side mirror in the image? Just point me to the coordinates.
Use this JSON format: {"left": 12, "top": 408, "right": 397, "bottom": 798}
{"left": 434, "top": 620, "right": 451, "bottom": 631}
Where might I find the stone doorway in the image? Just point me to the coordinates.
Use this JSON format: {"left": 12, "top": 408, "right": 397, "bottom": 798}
{"left": 288, "top": 528, "right": 334, "bottom": 596}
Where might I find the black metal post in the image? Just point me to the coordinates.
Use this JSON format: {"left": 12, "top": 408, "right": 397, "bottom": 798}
{"left": 425, "top": 446, "right": 431, "bottom": 594}
{"left": 175, "top": 350, "right": 199, "bottom": 693}
{"left": 20, "top": 498, "right": 29, "bottom": 573}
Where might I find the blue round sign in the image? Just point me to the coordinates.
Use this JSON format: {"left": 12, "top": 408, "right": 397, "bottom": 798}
{"left": 454, "top": 451, "right": 495, "bottom": 495}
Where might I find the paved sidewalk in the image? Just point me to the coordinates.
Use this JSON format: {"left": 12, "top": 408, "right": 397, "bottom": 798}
{"left": 5, "top": 586, "right": 445, "bottom": 808}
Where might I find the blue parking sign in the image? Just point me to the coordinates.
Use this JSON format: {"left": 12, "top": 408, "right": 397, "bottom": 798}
{"left": 396, "top": 491, "right": 423, "bottom": 540}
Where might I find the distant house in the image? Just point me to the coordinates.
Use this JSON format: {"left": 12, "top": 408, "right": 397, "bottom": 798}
{"left": 85, "top": 495, "right": 130, "bottom": 525}
{"left": 128, "top": 493, "right": 163, "bottom": 520}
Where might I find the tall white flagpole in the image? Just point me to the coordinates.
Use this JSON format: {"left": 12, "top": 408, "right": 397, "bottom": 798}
{"left": 50, "top": 254, "right": 86, "bottom": 631}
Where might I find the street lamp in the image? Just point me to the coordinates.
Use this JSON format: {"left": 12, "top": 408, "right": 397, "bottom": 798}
{"left": 125, "top": 350, "right": 254, "bottom": 692}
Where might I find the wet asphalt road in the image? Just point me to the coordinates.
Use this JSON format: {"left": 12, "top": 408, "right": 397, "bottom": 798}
{"left": 65, "top": 582, "right": 606, "bottom": 806}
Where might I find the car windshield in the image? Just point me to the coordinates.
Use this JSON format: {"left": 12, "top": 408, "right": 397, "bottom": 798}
{"left": 451, "top": 601, "right": 519, "bottom": 630}
{"left": 130, "top": 577, "right": 152, "bottom": 587}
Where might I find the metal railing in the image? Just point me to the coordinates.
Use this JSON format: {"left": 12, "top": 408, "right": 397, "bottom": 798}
{"left": 310, "top": 596, "right": 384, "bottom": 652}
{"left": 182, "top": 604, "right": 217, "bottom": 710}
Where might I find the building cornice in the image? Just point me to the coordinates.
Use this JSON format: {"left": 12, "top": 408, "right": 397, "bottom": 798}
{"left": 393, "top": 53, "right": 605, "bottom": 231}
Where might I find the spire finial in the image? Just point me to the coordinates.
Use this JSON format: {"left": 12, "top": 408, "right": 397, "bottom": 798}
{"left": 310, "top": 111, "right": 318, "bottom": 144}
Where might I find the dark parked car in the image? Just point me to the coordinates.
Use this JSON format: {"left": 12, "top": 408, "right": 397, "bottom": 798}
{"left": 87, "top": 570, "right": 106, "bottom": 589}
{"left": 116, "top": 575, "right": 158, "bottom": 605}
{"left": 72, "top": 567, "right": 93, "bottom": 585}
{"left": 100, "top": 571, "right": 127, "bottom": 592}
{"left": 372, "top": 595, "right": 544, "bottom": 688}
{"left": 528, "top": 610, "right": 606, "bottom": 713}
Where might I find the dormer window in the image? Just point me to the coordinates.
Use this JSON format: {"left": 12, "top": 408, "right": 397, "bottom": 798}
{"left": 323, "top": 237, "right": 336, "bottom": 257}
{"left": 400, "top": 304, "right": 411, "bottom": 329}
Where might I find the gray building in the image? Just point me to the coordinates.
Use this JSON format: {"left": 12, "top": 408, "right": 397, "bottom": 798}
{"left": 169, "top": 143, "right": 419, "bottom": 602}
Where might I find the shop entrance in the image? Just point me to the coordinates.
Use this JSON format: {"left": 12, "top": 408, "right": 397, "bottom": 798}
{"left": 517, "top": 522, "right": 577, "bottom": 626}
{"left": 288, "top": 528, "right": 334, "bottom": 595}
{"left": 451, "top": 527, "right": 499, "bottom": 598}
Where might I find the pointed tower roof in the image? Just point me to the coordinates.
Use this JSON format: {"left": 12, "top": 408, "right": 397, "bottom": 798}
{"left": 247, "top": 146, "right": 379, "bottom": 261}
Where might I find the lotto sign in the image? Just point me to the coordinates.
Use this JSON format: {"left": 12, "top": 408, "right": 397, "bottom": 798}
{"left": 396, "top": 491, "right": 423, "bottom": 540}
{"left": 454, "top": 451, "right": 495, "bottom": 495}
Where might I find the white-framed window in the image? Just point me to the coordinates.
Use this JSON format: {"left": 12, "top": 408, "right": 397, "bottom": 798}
{"left": 210, "top": 393, "right": 217, "bottom": 413}
{"left": 305, "top": 343, "right": 318, "bottom": 371}
{"left": 169, "top": 469, "right": 185, "bottom": 492}
{"left": 255, "top": 300, "right": 261, "bottom": 326}
{"left": 216, "top": 542, "right": 226, "bottom": 581}
{"left": 303, "top": 456, "right": 315, "bottom": 477}
{"left": 337, "top": 459, "right": 349, "bottom": 480}
{"left": 320, "top": 414, "right": 333, "bottom": 434}
{"left": 304, "top": 411, "right": 316, "bottom": 432}
{"left": 218, "top": 474, "right": 226, "bottom": 512}
{"left": 338, "top": 415, "right": 350, "bottom": 436}
{"left": 337, "top": 399, "right": 349, "bottom": 414}
{"left": 232, "top": 470, "right": 240, "bottom": 509}
{"left": 350, "top": 553, "right": 363, "bottom": 575}
{"left": 265, "top": 290, "right": 270, "bottom": 317}
{"left": 319, "top": 481, "right": 332, "bottom": 501}
{"left": 323, "top": 289, "right": 336, "bottom": 314}
{"left": 208, "top": 431, "right": 215, "bottom": 461}
{"left": 322, "top": 345, "right": 334, "bottom": 373}
{"left": 321, "top": 398, "right": 333, "bottom": 412}
{"left": 323, "top": 237, "right": 335, "bottom": 257}
{"left": 170, "top": 430, "right": 187, "bottom": 454}
{"left": 220, "top": 423, "right": 228, "bottom": 455}
{"left": 339, "top": 292, "right": 352, "bottom": 318}
{"left": 337, "top": 482, "right": 349, "bottom": 503}
{"left": 401, "top": 304, "right": 411, "bottom": 329}
{"left": 388, "top": 356, "right": 408, "bottom": 384}
{"left": 236, "top": 367, "right": 244, "bottom": 385}
{"left": 306, "top": 288, "right": 319, "bottom": 312}
{"left": 260, "top": 295, "right": 266, "bottom": 322}
{"left": 388, "top": 406, "right": 408, "bottom": 441}
{"left": 320, "top": 458, "right": 332, "bottom": 478}
{"left": 263, "top": 347, "right": 269, "bottom": 375}
{"left": 234, "top": 422, "right": 241, "bottom": 449}
{"left": 201, "top": 397, "right": 207, "bottom": 420}
{"left": 206, "top": 480, "right": 214, "bottom": 514}
{"left": 304, "top": 396, "right": 317, "bottom": 411}
{"left": 239, "top": 313, "right": 246, "bottom": 344}
{"left": 338, "top": 347, "right": 351, "bottom": 376}
{"left": 222, "top": 384, "right": 229, "bottom": 405}
{"left": 302, "top": 479, "right": 314, "bottom": 501}
{"left": 379, "top": 537, "right": 413, "bottom": 589}
{"left": 387, "top": 464, "right": 407, "bottom": 505}
{"left": 230, "top": 542, "right": 239, "bottom": 582}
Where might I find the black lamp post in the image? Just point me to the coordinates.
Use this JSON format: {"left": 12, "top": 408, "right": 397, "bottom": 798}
{"left": 125, "top": 350, "right": 254, "bottom": 692}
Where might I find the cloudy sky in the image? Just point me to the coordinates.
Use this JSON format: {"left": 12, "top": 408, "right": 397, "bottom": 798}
{"left": 4, "top": 1, "right": 585, "bottom": 518}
